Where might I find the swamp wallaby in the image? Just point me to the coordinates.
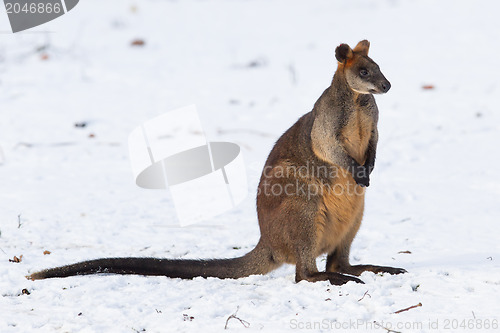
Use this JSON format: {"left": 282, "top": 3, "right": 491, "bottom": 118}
{"left": 28, "top": 40, "right": 406, "bottom": 285}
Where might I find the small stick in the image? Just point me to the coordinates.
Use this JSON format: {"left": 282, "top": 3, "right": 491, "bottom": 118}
{"left": 393, "top": 302, "right": 422, "bottom": 314}
{"left": 224, "top": 307, "right": 250, "bottom": 329}
{"left": 18, "top": 214, "right": 22, "bottom": 228}
{"left": 358, "top": 290, "right": 371, "bottom": 302}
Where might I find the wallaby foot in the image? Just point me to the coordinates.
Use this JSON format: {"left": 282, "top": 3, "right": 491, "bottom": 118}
{"left": 295, "top": 269, "right": 364, "bottom": 286}
{"left": 340, "top": 264, "right": 407, "bottom": 276}
{"left": 325, "top": 272, "right": 364, "bottom": 285}
{"left": 296, "top": 270, "right": 364, "bottom": 285}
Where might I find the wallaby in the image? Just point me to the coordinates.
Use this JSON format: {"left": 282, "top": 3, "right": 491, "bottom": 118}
{"left": 28, "top": 40, "right": 406, "bottom": 284}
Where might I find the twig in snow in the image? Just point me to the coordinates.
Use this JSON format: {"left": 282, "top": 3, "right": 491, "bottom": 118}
{"left": 18, "top": 214, "right": 22, "bottom": 228}
{"left": 393, "top": 302, "right": 422, "bottom": 314}
{"left": 224, "top": 306, "right": 250, "bottom": 329}
{"left": 358, "top": 290, "right": 371, "bottom": 302}
{"left": 130, "top": 328, "right": 145, "bottom": 333}
{"left": 9, "top": 255, "right": 23, "bottom": 263}
{"left": 374, "top": 321, "right": 401, "bottom": 333}
{"left": 183, "top": 314, "right": 194, "bottom": 321}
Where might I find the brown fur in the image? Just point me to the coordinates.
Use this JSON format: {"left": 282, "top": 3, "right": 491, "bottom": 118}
{"left": 28, "top": 41, "right": 405, "bottom": 284}
{"left": 340, "top": 96, "right": 374, "bottom": 165}
{"left": 353, "top": 40, "right": 370, "bottom": 55}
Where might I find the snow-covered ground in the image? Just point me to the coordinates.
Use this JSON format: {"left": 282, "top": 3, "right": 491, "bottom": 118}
{"left": 1, "top": 0, "right": 500, "bottom": 332}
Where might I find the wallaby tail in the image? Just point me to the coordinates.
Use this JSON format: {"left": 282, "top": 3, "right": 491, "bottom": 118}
{"left": 27, "top": 240, "right": 278, "bottom": 280}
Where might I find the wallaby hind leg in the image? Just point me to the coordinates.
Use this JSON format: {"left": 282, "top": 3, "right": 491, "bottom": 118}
{"left": 326, "top": 211, "right": 406, "bottom": 276}
{"left": 276, "top": 198, "right": 364, "bottom": 285}
{"left": 295, "top": 246, "right": 364, "bottom": 285}
{"left": 327, "top": 248, "right": 407, "bottom": 276}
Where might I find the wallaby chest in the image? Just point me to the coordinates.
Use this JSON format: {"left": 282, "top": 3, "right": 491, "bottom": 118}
{"left": 339, "top": 108, "right": 373, "bottom": 165}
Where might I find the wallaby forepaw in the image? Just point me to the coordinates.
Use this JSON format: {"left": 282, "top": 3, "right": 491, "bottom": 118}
{"left": 357, "top": 180, "right": 369, "bottom": 187}
{"left": 353, "top": 168, "right": 370, "bottom": 187}
{"left": 348, "top": 162, "right": 371, "bottom": 187}
{"left": 354, "top": 176, "right": 370, "bottom": 187}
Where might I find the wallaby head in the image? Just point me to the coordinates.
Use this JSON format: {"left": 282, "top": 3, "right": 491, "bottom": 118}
{"left": 335, "top": 40, "right": 391, "bottom": 95}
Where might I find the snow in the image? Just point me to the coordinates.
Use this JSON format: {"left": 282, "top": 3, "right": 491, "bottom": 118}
{"left": 1, "top": 0, "right": 500, "bottom": 332}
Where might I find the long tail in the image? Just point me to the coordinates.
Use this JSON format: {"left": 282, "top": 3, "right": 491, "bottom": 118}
{"left": 28, "top": 240, "right": 278, "bottom": 280}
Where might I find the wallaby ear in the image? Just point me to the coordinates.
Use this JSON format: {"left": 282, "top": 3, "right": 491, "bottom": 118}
{"left": 335, "top": 44, "right": 353, "bottom": 64}
{"left": 353, "top": 40, "right": 370, "bottom": 56}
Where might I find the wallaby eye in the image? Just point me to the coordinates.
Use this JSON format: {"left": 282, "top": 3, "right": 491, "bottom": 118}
{"left": 359, "top": 69, "right": 369, "bottom": 77}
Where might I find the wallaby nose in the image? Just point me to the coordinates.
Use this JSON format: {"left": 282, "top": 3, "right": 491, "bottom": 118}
{"left": 381, "top": 81, "right": 391, "bottom": 93}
